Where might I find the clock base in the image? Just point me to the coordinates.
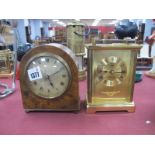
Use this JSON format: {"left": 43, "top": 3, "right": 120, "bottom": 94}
{"left": 24, "top": 107, "right": 80, "bottom": 113}
{"left": 86, "top": 100, "right": 135, "bottom": 114}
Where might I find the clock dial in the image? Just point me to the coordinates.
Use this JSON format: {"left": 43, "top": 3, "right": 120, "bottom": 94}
{"left": 95, "top": 56, "right": 127, "bottom": 87}
{"left": 26, "top": 55, "right": 71, "bottom": 99}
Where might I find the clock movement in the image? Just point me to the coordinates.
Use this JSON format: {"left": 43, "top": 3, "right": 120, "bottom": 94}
{"left": 19, "top": 43, "right": 80, "bottom": 112}
{"left": 86, "top": 43, "right": 142, "bottom": 113}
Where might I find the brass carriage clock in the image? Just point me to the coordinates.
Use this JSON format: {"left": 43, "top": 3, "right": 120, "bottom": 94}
{"left": 19, "top": 43, "right": 80, "bottom": 112}
{"left": 86, "top": 43, "right": 142, "bottom": 113}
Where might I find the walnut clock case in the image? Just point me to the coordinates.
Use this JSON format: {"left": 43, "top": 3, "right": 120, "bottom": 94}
{"left": 86, "top": 44, "right": 142, "bottom": 114}
{"left": 19, "top": 43, "right": 80, "bottom": 112}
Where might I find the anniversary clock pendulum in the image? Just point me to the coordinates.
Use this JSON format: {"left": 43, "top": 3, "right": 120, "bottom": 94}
{"left": 19, "top": 43, "right": 80, "bottom": 112}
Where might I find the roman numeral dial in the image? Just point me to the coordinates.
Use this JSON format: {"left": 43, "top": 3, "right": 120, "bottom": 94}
{"left": 27, "top": 55, "right": 71, "bottom": 99}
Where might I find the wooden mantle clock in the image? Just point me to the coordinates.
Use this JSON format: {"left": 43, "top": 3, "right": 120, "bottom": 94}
{"left": 86, "top": 43, "right": 142, "bottom": 114}
{"left": 19, "top": 43, "right": 80, "bottom": 112}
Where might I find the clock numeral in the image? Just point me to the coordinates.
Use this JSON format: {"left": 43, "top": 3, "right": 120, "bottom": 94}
{"left": 53, "top": 60, "right": 57, "bottom": 64}
{"left": 111, "top": 56, "right": 117, "bottom": 63}
{"left": 32, "top": 61, "right": 36, "bottom": 65}
{"left": 33, "top": 81, "right": 37, "bottom": 85}
{"left": 106, "top": 80, "right": 114, "bottom": 87}
{"left": 60, "top": 82, "right": 64, "bottom": 86}
{"left": 119, "top": 75, "right": 124, "bottom": 80}
{"left": 108, "top": 56, "right": 118, "bottom": 63}
{"left": 46, "top": 58, "right": 49, "bottom": 62}
{"left": 122, "top": 70, "right": 126, "bottom": 74}
{"left": 98, "top": 75, "right": 103, "bottom": 80}
{"left": 103, "top": 80, "right": 107, "bottom": 84}
{"left": 120, "top": 63, "right": 125, "bottom": 67}
{"left": 62, "top": 74, "right": 66, "bottom": 78}
{"left": 116, "top": 78, "right": 121, "bottom": 84}
{"left": 101, "top": 58, "right": 108, "bottom": 65}
{"left": 38, "top": 60, "right": 41, "bottom": 64}
{"left": 97, "top": 65, "right": 103, "bottom": 73}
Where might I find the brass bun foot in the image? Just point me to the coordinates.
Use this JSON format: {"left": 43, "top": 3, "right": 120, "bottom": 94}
{"left": 78, "top": 70, "right": 86, "bottom": 81}
{"left": 144, "top": 70, "right": 155, "bottom": 79}
{"left": 86, "top": 101, "right": 135, "bottom": 114}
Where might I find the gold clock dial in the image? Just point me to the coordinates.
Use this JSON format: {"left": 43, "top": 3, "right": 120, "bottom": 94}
{"left": 26, "top": 55, "right": 71, "bottom": 99}
{"left": 95, "top": 56, "right": 127, "bottom": 87}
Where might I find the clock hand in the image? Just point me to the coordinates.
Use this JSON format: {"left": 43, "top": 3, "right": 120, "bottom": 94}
{"left": 51, "top": 70, "right": 60, "bottom": 76}
{"left": 103, "top": 70, "right": 125, "bottom": 74}
{"left": 51, "top": 67, "right": 64, "bottom": 76}
{"left": 114, "top": 71, "right": 126, "bottom": 73}
{"left": 46, "top": 75, "right": 54, "bottom": 88}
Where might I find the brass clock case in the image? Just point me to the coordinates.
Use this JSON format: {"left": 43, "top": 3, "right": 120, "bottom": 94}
{"left": 86, "top": 43, "right": 142, "bottom": 113}
{"left": 19, "top": 43, "right": 80, "bottom": 112}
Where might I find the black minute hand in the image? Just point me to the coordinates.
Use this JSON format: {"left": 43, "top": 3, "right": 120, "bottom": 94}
{"left": 103, "top": 70, "right": 125, "bottom": 73}
{"left": 114, "top": 71, "right": 126, "bottom": 73}
{"left": 51, "top": 67, "right": 64, "bottom": 76}
{"left": 47, "top": 75, "right": 54, "bottom": 88}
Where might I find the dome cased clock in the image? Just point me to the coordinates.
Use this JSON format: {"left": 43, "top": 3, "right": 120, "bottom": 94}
{"left": 19, "top": 43, "right": 80, "bottom": 112}
{"left": 86, "top": 43, "right": 142, "bottom": 113}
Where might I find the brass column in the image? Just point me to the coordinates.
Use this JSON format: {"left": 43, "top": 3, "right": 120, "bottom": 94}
{"left": 66, "top": 21, "right": 86, "bottom": 80}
